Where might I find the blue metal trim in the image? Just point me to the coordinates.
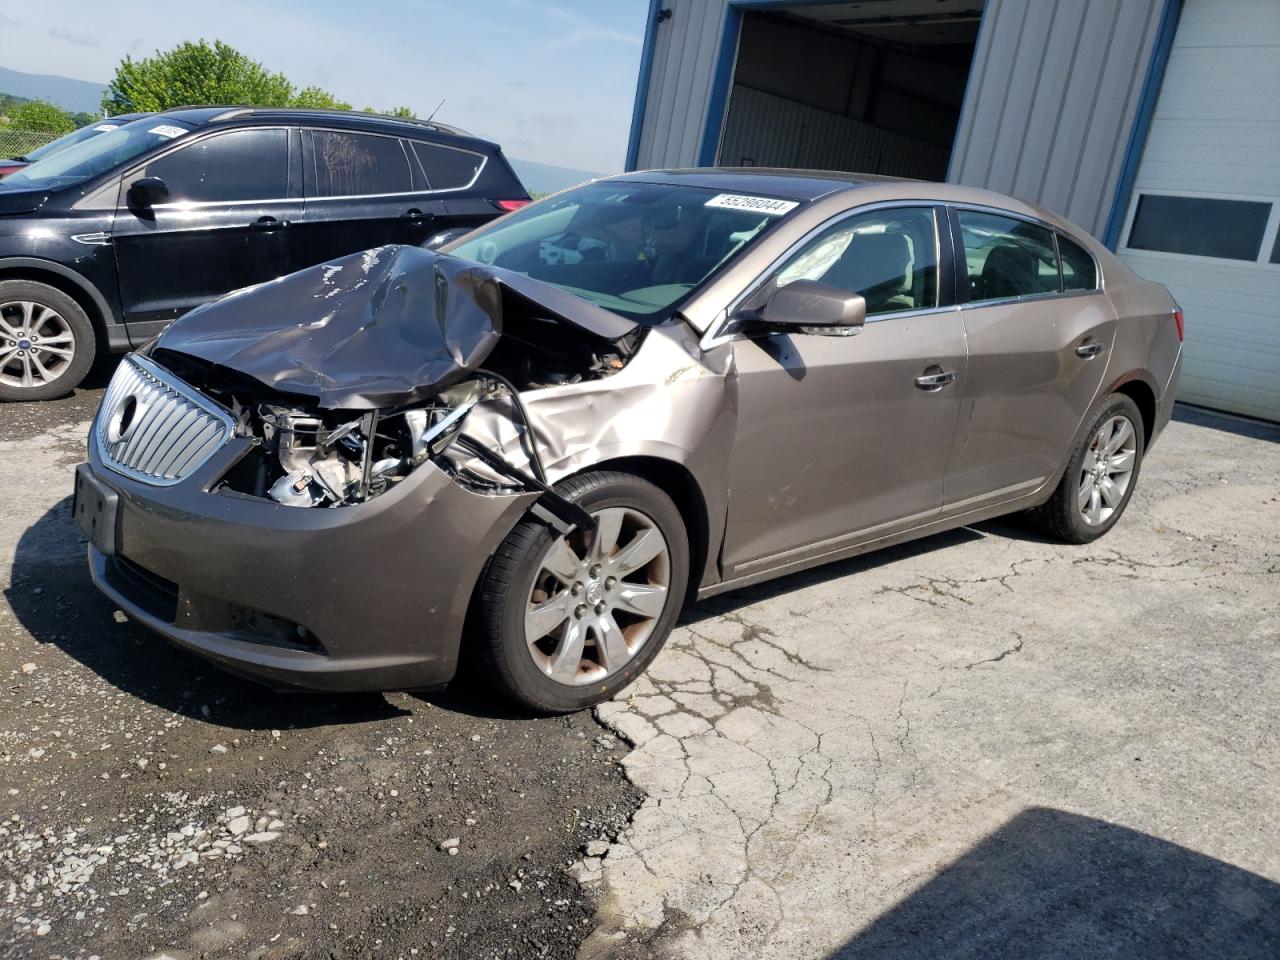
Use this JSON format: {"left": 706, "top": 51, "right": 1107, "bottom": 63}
{"left": 1101, "top": 0, "right": 1184, "bottom": 250}
{"left": 696, "top": 3, "right": 744, "bottom": 166}
{"left": 945, "top": 0, "right": 989, "bottom": 182}
{"left": 625, "top": 0, "right": 664, "bottom": 172}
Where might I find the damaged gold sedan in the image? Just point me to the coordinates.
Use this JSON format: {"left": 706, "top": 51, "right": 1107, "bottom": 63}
{"left": 75, "top": 171, "right": 1182, "bottom": 711}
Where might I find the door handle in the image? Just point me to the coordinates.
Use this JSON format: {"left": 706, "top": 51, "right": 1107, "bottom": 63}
{"left": 914, "top": 370, "right": 957, "bottom": 390}
{"left": 401, "top": 208, "right": 430, "bottom": 222}
{"left": 251, "top": 216, "right": 289, "bottom": 232}
{"left": 1075, "top": 340, "right": 1105, "bottom": 358}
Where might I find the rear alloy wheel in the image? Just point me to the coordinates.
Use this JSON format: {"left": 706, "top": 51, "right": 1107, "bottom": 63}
{"left": 1028, "top": 392, "right": 1145, "bottom": 544}
{"left": 478, "top": 471, "right": 689, "bottom": 713}
{"left": 0, "top": 280, "right": 96, "bottom": 401}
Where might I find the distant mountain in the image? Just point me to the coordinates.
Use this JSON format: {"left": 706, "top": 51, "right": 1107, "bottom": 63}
{"left": 0, "top": 66, "right": 605, "bottom": 190}
{"left": 0, "top": 66, "right": 105, "bottom": 115}
{"left": 507, "top": 158, "right": 602, "bottom": 196}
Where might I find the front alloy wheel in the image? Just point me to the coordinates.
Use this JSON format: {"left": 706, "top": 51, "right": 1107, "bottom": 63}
{"left": 478, "top": 470, "right": 689, "bottom": 713}
{"left": 0, "top": 280, "right": 96, "bottom": 402}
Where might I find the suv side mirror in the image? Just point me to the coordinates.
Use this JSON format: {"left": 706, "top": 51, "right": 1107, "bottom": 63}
{"left": 737, "top": 279, "right": 866, "bottom": 337}
{"left": 128, "top": 177, "right": 169, "bottom": 209}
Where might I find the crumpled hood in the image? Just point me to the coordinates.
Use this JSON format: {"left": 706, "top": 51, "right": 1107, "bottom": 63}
{"left": 150, "top": 244, "right": 637, "bottom": 409}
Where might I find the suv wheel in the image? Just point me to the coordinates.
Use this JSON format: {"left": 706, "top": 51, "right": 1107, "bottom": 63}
{"left": 0, "top": 280, "right": 96, "bottom": 401}
{"left": 1028, "top": 392, "right": 1145, "bottom": 544}
{"left": 478, "top": 470, "right": 689, "bottom": 713}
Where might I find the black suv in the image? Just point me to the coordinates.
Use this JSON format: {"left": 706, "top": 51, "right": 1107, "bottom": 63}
{"left": 0, "top": 107, "right": 529, "bottom": 400}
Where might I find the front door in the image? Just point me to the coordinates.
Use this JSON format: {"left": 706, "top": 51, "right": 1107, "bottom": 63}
{"left": 301, "top": 128, "right": 446, "bottom": 263}
{"left": 112, "top": 127, "right": 304, "bottom": 329}
{"left": 943, "top": 209, "right": 1116, "bottom": 509}
{"left": 720, "top": 205, "right": 968, "bottom": 577}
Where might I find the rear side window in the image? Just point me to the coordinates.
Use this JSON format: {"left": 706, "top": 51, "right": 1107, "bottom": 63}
{"left": 775, "top": 206, "right": 939, "bottom": 317}
{"left": 311, "top": 131, "right": 413, "bottom": 197}
{"left": 143, "top": 128, "right": 288, "bottom": 203}
{"left": 1058, "top": 234, "right": 1098, "bottom": 291}
{"left": 412, "top": 141, "right": 484, "bottom": 190}
{"left": 1126, "top": 194, "right": 1271, "bottom": 261}
{"left": 957, "top": 210, "right": 1059, "bottom": 302}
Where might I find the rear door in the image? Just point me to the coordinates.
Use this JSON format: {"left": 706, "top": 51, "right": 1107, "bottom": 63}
{"left": 301, "top": 128, "right": 446, "bottom": 261}
{"left": 720, "top": 205, "right": 968, "bottom": 576}
{"left": 112, "top": 126, "right": 303, "bottom": 327}
{"left": 943, "top": 207, "right": 1115, "bottom": 510}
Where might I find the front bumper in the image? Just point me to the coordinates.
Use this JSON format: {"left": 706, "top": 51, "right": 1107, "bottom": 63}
{"left": 82, "top": 436, "right": 536, "bottom": 692}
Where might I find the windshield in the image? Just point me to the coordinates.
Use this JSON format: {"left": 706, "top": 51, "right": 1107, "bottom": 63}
{"left": 446, "top": 180, "right": 800, "bottom": 321}
{"left": 0, "top": 118, "right": 192, "bottom": 192}
{"left": 19, "top": 121, "right": 125, "bottom": 164}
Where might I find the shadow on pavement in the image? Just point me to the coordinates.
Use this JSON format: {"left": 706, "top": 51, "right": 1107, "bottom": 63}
{"left": 1173, "top": 403, "right": 1280, "bottom": 443}
{"left": 7, "top": 494, "right": 411, "bottom": 731}
{"left": 830, "top": 808, "right": 1280, "bottom": 959}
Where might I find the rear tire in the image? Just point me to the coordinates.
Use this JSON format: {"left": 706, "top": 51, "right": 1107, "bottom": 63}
{"left": 477, "top": 470, "right": 689, "bottom": 713}
{"left": 0, "top": 280, "right": 96, "bottom": 402}
{"left": 1027, "top": 392, "right": 1145, "bottom": 544}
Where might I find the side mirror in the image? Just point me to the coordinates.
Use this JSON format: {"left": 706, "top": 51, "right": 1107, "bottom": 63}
{"left": 737, "top": 279, "right": 866, "bottom": 337}
{"left": 423, "top": 226, "right": 472, "bottom": 251}
{"left": 128, "top": 177, "right": 169, "bottom": 209}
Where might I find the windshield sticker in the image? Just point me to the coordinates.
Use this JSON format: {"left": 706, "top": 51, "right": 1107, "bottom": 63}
{"left": 93, "top": 124, "right": 120, "bottom": 132}
{"left": 147, "top": 124, "right": 187, "bottom": 139}
{"left": 704, "top": 194, "right": 798, "bottom": 216}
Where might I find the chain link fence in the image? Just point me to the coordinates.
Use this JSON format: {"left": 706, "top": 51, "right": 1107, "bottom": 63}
{"left": 0, "top": 128, "right": 61, "bottom": 160}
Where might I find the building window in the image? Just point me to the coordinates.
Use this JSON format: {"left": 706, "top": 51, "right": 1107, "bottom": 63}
{"left": 1126, "top": 194, "right": 1272, "bottom": 261}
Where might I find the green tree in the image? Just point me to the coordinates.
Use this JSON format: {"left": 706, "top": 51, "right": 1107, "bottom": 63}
{"left": 291, "top": 86, "right": 353, "bottom": 111}
{"left": 6, "top": 100, "right": 76, "bottom": 134}
{"left": 102, "top": 40, "right": 294, "bottom": 113}
{"left": 363, "top": 105, "right": 416, "bottom": 119}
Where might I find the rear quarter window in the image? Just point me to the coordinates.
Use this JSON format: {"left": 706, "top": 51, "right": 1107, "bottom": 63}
{"left": 412, "top": 141, "right": 485, "bottom": 190}
{"left": 1058, "top": 234, "right": 1098, "bottom": 291}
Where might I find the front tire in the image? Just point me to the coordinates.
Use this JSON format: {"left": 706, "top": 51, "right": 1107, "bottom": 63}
{"left": 0, "top": 280, "right": 96, "bottom": 401}
{"left": 1028, "top": 392, "right": 1145, "bottom": 544}
{"left": 477, "top": 470, "right": 689, "bottom": 713}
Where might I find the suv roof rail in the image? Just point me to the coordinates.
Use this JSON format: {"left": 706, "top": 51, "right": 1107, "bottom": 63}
{"left": 159, "top": 105, "right": 472, "bottom": 138}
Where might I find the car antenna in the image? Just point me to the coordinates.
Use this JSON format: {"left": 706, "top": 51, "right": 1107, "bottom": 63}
{"left": 425, "top": 98, "right": 446, "bottom": 124}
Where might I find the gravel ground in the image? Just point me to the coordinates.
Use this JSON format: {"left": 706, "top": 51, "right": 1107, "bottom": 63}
{"left": 0, "top": 381, "right": 647, "bottom": 959}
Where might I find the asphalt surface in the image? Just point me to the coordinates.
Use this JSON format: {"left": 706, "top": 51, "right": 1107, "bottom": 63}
{"left": 3, "top": 372, "right": 1278, "bottom": 960}
{"left": 0, "top": 371, "right": 650, "bottom": 959}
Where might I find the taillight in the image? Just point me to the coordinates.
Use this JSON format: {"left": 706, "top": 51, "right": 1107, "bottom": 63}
{"left": 1173, "top": 308, "right": 1184, "bottom": 342}
{"left": 496, "top": 199, "right": 530, "bottom": 212}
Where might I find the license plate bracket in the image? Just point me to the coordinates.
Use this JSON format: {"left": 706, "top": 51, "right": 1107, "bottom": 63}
{"left": 73, "top": 463, "right": 119, "bottom": 557}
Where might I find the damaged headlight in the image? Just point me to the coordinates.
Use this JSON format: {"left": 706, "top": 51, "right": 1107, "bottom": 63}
{"left": 230, "top": 380, "right": 489, "bottom": 508}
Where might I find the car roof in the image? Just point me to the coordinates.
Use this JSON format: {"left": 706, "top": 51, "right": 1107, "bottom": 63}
{"left": 609, "top": 167, "right": 888, "bottom": 201}
{"left": 151, "top": 106, "right": 495, "bottom": 151}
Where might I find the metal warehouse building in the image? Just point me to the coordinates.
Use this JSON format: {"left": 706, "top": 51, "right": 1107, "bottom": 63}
{"left": 626, "top": 0, "right": 1280, "bottom": 421}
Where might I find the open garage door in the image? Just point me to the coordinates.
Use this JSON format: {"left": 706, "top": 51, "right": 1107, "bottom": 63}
{"left": 716, "top": 1, "right": 984, "bottom": 179}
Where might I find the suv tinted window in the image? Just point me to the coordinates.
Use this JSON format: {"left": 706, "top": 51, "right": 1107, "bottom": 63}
{"left": 143, "top": 128, "right": 288, "bottom": 203}
{"left": 412, "top": 141, "right": 484, "bottom": 190}
{"left": 1058, "top": 234, "right": 1098, "bottom": 291}
{"left": 776, "top": 207, "right": 938, "bottom": 317}
{"left": 312, "top": 131, "right": 413, "bottom": 197}
{"left": 957, "top": 210, "right": 1059, "bottom": 302}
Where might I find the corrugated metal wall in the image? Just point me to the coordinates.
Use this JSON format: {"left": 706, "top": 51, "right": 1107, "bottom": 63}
{"left": 719, "top": 86, "right": 951, "bottom": 179}
{"left": 632, "top": 0, "right": 1168, "bottom": 237}
{"left": 949, "top": 0, "right": 1165, "bottom": 235}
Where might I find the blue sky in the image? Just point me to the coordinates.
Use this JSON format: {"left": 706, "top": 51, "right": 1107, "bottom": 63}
{"left": 0, "top": 0, "right": 649, "bottom": 172}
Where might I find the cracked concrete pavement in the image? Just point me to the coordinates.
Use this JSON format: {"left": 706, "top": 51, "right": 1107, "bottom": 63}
{"left": 588, "top": 407, "right": 1280, "bottom": 959}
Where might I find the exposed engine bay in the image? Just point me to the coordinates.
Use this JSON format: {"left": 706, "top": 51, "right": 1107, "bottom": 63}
{"left": 142, "top": 245, "right": 642, "bottom": 512}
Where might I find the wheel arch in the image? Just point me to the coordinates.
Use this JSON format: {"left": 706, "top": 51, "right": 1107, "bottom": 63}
{"left": 1107, "top": 371, "right": 1158, "bottom": 446}
{"left": 0, "top": 257, "right": 118, "bottom": 352}
{"left": 576, "top": 454, "right": 712, "bottom": 605}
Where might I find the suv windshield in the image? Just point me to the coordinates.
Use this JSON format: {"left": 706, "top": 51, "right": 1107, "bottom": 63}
{"left": 446, "top": 180, "right": 800, "bottom": 321}
{"left": 0, "top": 118, "right": 193, "bottom": 192}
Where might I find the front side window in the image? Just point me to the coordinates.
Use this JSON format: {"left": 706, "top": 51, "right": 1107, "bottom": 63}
{"left": 445, "top": 180, "right": 797, "bottom": 322}
{"left": 773, "top": 207, "right": 939, "bottom": 317}
{"left": 1126, "top": 194, "right": 1271, "bottom": 261}
{"left": 0, "top": 118, "right": 195, "bottom": 192}
{"left": 413, "top": 141, "right": 484, "bottom": 190}
{"left": 957, "top": 210, "right": 1059, "bottom": 302}
{"left": 312, "top": 131, "right": 413, "bottom": 197}
{"left": 143, "top": 128, "right": 288, "bottom": 203}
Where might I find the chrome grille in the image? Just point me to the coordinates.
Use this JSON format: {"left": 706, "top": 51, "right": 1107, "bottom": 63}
{"left": 95, "top": 355, "right": 235, "bottom": 485}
